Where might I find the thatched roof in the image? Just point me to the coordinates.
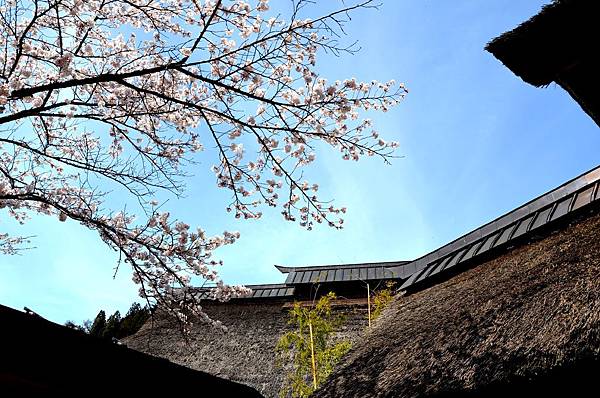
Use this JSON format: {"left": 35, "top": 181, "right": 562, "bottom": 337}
{"left": 124, "top": 299, "right": 369, "bottom": 398}
{"left": 124, "top": 165, "right": 600, "bottom": 397}
{"left": 486, "top": 0, "right": 600, "bottom": 126}
{"left": 485, "top": 0, "right": 598, "bottom": 86}
{"left": 314, "top": 208, "right": 600, "bottom": 397}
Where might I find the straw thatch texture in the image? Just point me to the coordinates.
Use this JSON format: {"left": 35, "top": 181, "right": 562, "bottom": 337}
{"left": 314, "top": 210, "right": 600, "bottom": 397}
{"left": 125, "top": 300, "right": 369, "bottom": 398}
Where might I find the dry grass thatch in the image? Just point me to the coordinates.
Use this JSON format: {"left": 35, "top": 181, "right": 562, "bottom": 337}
{"left": 124, "top": 302, "right": 290, "bottom": 397}
{"left": 487, "top": 0, "right": 600, "bottom": 134}
{"left": 124, "top": 300, "right": 369, "bottom": 398}
{"left": 485, "top": 0, "right": 599, "bottom": 87}
{"left": 314, "top": 210, "right": 600, "bottom": 397}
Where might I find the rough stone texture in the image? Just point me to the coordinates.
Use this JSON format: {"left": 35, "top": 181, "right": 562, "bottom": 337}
{"left": 125, "top": 300, "right": 370, "bottom": 398}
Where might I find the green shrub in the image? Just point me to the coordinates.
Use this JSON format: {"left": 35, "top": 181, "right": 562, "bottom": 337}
{"left": 371, "top": 281, "right": 397, "bottom": 321}
{"left": 276, "top": 292, "right": 352, "bottom": 398}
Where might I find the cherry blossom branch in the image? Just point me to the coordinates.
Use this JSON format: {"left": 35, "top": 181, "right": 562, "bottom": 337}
{"left": 0, "top": 0, "right": 406, "bottom": 331}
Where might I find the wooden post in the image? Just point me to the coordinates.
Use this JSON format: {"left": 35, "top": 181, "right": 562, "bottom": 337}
{"left": 367, "top": 283, "right": 371, "bottom": 327}
{"left": 308, "top": 321, "right": 317, "bottom": 389}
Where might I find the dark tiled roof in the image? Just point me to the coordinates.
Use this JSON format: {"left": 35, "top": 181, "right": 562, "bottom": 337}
{"left": 196, "top": 164, "right": 600, "bottom": 301}
{"left": 274, "top": 261, "right": 409, "bottom": 285}
{"left": 194, "top": 284, "right": 295, "bottom": 300}
{"left": 396, "top": 165, "right": 600, "bottom": 290}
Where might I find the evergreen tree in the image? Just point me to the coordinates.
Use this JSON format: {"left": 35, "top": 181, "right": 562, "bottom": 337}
{"left": 89, "top": 310, "right": 106, "bottom": 338}
{"left": 102, "top": 311, "right": 121, "bottom": 340}
{"left": 118, "top": 303, "right": 151, "bottom": 339}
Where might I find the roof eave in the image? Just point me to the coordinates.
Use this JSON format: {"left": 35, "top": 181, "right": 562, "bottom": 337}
{"left": 486, "top": 0, "right": 599, "bottom": 87}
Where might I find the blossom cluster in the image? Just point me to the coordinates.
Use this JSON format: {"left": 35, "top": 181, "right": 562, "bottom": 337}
{"left": 0, "top": 0, "right": 405, "bottom": 328}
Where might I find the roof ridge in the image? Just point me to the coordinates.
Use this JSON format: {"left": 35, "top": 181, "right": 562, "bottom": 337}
{"left": 275, "top": 260, "right": 411, "bottom": 274}
{"left": 193, "top": 283, "right": 290, "bottom": 290}
{"left": 393, "top": 163, "right": 600, "bottom": 289}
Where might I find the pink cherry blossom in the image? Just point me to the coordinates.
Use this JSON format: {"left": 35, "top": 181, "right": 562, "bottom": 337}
{"left": 0, "top": 0, "right": 406, "bottom": 330}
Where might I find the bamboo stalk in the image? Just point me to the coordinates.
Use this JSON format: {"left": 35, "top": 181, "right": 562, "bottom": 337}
{"left": 367, "top": 283, "right": 371, "bottom": 327}
{"left": 308, "top": 321, "right": 317, "bottom": 389}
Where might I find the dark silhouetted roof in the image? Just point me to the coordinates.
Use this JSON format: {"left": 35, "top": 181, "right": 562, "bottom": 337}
{"left": 0, "top": 304, "right": 263, "bottom": 396}
{"left": 486, "top": 0, "right": 600, "bottom": 126}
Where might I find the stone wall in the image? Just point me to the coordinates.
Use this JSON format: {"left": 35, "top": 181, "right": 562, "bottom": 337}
{"left": 125, "top": 300, "right": 370, "bottom": 398}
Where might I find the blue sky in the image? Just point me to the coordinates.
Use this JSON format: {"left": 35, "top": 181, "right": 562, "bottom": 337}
{"left": 1, "top": 0, "right": 599, "bottom": 325}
